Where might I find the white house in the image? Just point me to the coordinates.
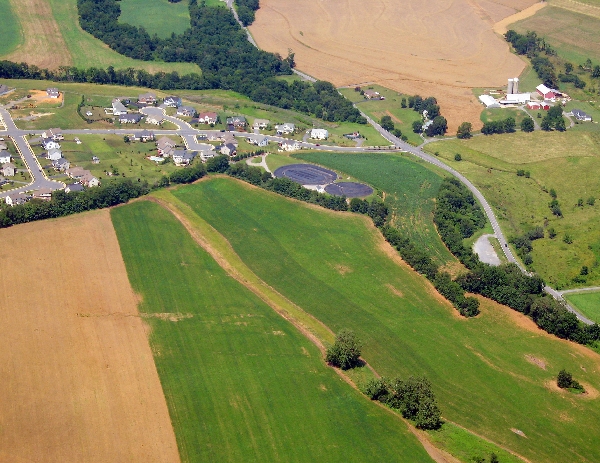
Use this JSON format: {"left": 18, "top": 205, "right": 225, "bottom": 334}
{"left": 279, "top": 139, "right": 302, "bottom": 152}
{"left": 46, "top": 88, "right": 59, "bottom": 98}
{"left": 252, "top": 119, "right": 270, "bottom": 130}
{"left": 172, "top": 150, "right": 198, "bottom": 166}
{"left": 52, "top": 158, "right": 70, "bottom": 171}
{"left": 163, "top": 96, "right": 182, "bottom": 107}
{"left": 81, "top": 173, "right": 100, "bottom": 187}
{"left": 1, "top": 162, "right": 15, "bottom": 177}
{"left": 275, "top": 123, "right": 295, "bottom": 134}
{"left": 111, "top": 99, "right": 128, "bottom": 116}
{"left": 46, "top": 148, "right": 63, "bottom": 161}
{"left": 146, "top": 114, "right": 164, "bottom": 125}
{"left": 200, "top": 150, "right": 216, "bottom": 162}
{"left": 246, "top": 134, "right": 269, "bottom": 147}
{"left": 0, "top": 150, "right": 11, "bottom": 164}
{"left": 198, "top": 112, "right": 218, "bottom": 124}
{"left": 478, "top": 94, "right": 500, "bottom": 108}
{"left": 138, "top": 92, "right": 157, "bottom": 105}
{"left": 310, "top": 128, "right": 328, "bottom": 140}
{"left": 42, "top": 128, "right": 64, "bottom": 140}
{"left": 177, "top": 106, "right": 197, "bottom": 117}
{"left": 5, "top": 192, "right": 29, "bottom": 206}
{"left": 42, "top": 139, "right": 60, "bottom": 150}
{"left": 569, "top": 109, "right": 592, "bottom": 122}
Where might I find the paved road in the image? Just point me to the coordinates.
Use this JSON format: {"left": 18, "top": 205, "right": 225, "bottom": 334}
{"left": 560, "top": 286, "right": 600, "bottom": 295}
{"left": 354, "top": 105, "right": 594, "bottom": 324}
{"left": 0, "top": 108, "right": 65, "bottom": 198}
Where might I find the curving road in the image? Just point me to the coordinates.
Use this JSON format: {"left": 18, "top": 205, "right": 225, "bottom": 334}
{"left": 354, "top": 106, "right": 594, "bottom": 324}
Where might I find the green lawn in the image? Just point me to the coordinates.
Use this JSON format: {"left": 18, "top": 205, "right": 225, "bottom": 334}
{"left": 45, "top": 0, "right": 200, "bottom": 74}
{"left": 480, "top": 107, "right": 528, "bottom": 127}
{"left": 565, "top": 291, "right": 600, "bottom": 323}
{"left": 172, "top": 177, "right": 600, "bottom": 463}
{"left": 110, "top": 200, "right": 434, "bottom": 463}
{"left": 119, "top": 0, "right": 191, "bottom": 39}
{"left": 58, "top": 134, "right": 183, "bottom": 185}
{"left": 424, "top": 131, "right": 600, "bottom": 288}
{"left": 339, "top": 85, "right": 426, "bottom": 146}
{"left": 294, "top": 152, "right": 456, "bottom": 264}
{"left": 0, "top": 0, "right": 21, "bottom": 56}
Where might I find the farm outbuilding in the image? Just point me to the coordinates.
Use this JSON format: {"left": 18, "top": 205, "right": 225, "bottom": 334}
{"left": 536, "top": 84, "right": 557, "bottom": 100}
{"left": 479, "top": 95, "right": 500, "bottom": 108}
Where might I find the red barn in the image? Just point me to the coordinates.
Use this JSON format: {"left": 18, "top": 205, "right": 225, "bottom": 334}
{"left": 536, "top": 84, "right": 556, "bottom": 100}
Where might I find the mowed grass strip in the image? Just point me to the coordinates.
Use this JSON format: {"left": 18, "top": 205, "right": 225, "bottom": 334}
{"left": 294, "top": 152, "right": 456, "bottom": 264}
{"left": 174, "top": 177, "right": 600, "bottom": 463}
{"left": 110, "top": 200, "right": 434, "bottom": 463}
{"left": 0, "top": 0, "right": 22, "bottom": 56}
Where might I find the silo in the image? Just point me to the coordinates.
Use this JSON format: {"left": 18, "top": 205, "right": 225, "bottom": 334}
{"left": 513, "top": 77, "right": 519, "bottom": 94}
{"left": 507, "top": 78, "right": 514, "bottom": 95}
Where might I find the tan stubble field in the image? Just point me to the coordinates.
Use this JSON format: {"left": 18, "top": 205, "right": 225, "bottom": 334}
{"left": 0, "top": 210, "right": 179, "bottom": 463}
{"left": 250, "top": 0, "right": 540, "bottom": 131}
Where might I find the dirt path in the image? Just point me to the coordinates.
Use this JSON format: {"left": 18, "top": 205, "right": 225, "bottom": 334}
{"left": 0, "top": 210, "right": 179, "bottom": 462}
{"left": 493, "top": 1, "right": 548, "bottom": 35}
{"left": 4, "top": 0, "right": 72, "bottom": 68}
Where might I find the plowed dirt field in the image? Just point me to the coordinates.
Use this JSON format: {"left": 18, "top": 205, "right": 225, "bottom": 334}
{"left": 0, "top": 210, "right": 179, "bottom": 463}
{"left": 250, "top": 0, "right": 539, "bottom": 131}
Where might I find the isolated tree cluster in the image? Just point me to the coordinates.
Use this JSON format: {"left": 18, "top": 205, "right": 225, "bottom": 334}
{"left": 363, "top": 376, "right": 442, "bottom": 430}
{"left": 557, "top": 369, "right": 585, "bottom": 392}
{"left": 325, "top": 329, "right": 362, "bottom": 370}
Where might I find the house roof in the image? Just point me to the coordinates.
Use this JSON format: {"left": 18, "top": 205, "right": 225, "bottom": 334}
{"left": 479, "top": 94, "right": 499, "bottom": 107}
{"left": 227, "top": 116, "right": 246, "bottom": 124}
{"left": 140, "top": 129, "right": 154, "bottom": 137}
{"left": 66, "top": 183, "right": 84, "bottom": 192}
{"left": 53, "top": 158, "right": 69, "bottom": 165}
{"left": 157, "top": 136, "right": 176, "bottom": 147}
{"left": 253, "top": 118, "right": 269, "bottom": 125}
{"left": 164, "top": 96, "right": 181, "bottom": 103}
{"left": 536, "top": 84, "right": 556, "bottom": 95}
{"left": 0, "top": 150, "right": 11, "bottom": 158}
{"left": 2, "top": 162, "right": 15, "bottom": 169}
{"left": 120, "top": 113, "right": 143, "bottom": 122}
{"left": 224, "top": 143, "right": 237, "bottom": 150}
{"left": 139, "top": 92, "right": 156, "bottom": 100}
{"left": 199, "top": 111, "right": 218, "bottom": 119}
{"left": 178, "top": 105, "right": 196, "bottom": 113}
{"left": 571, "top": 109, "right": 590, "bottom": 118}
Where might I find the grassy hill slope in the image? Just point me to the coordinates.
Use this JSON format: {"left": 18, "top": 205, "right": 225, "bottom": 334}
{"left": 173, "top": 177, "right": 600, "bottom": 463}
{"left": 111, "top": 200, "right": 434, "bottom": 463}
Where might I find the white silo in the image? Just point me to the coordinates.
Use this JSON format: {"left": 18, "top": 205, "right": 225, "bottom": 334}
{"left": 513, "top": 77, "right": 519, "bottom": 94}
{"left": 507, "top": 78, "right": 514, "bottom": 95}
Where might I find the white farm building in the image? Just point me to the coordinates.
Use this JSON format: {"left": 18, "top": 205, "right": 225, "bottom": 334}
{"left": 479, "top": 95, "right": 500, "bottom": 108}
{"left": 310, "top": 128, "right": 329, "bottom": 140}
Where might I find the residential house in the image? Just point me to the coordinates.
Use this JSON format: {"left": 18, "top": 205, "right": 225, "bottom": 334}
{"left": 203, "top": 131, "right": 223, "bottom": 141}
{"left": 119, "top": 113, "right": 144, "bottom": 124}
{"left": 275, "top": 123, "right": 295, "bottom": 134}
{"left": 222, "top": 132, "right": 237, "bottom": 146}
{"left": 246, "top": 134, "right": 269, "bottom": 147}
{"left": 363, "top": 90, "right": 381, "bottom": 100}
{"left": 5, "top": 192, "right": 29, "bottom": 206}
{"left": 198, "top": 112, "right": 218, "bottom": 124}
{"left": 138, "top": 92, "right": 157, "bottom": 105}
{"left": 172, "top": 150, "right": 198, "bottom": 166}
{"left": 67, "top": 167, "right": 89, "bottom": 180}
{"left": 279, "top": 139, "right": 302, "bottom": 152}
{"left": 569, "top": 109, "right": 592, "bottom": 122}
{"left": 200, "top": 150, "right": 216, "bottom": 162}
{"left": 1, "top": 162, "right": 15, "bottom": 177}
{"left": 163, "top": 96, "right": 182, "bottom": 107}
{"left": 111, "top": 99, "right": 128, "bottom": 116}
{"left": 42, "top": 128, "right": 64, "bottom": 140}
{"left": 177, "top": 106, "right": 197, "bottom": 117}
{"left": 157, "top": 136, "right": 177, "bottom": 157}
{"left": 536, "top": 84, "right": 557, "bottom": 100}
{"left": 252, "top": 119, "right": 270, "bottom": 130}
{"left": 226, "top": 116, "right": 247, "bottom": 130}
{"left": 220, "top": 143, "right": 237, "bottom": 156}
{"left": 146, "top": 113, "right": 164, "bottom": 125}
{"left": 42, "top": 138, "right": 60, "bottom": 150}
{"left": 92, "top": 156, "right": 100, "bottom": 164}
{"left": 310, "top": 128, "right": 328, "bottom": 140}
{"left": 139, "top": 130, "right": 155, "bottom": 142}
{"left": 65, "top": 183, "right": 85, "bottom": 193}
{"left": 47, "top": 147, "right": 62, "bottom": 161}
{"left": 0, "top": 150, "right": 11, "bottom": 164}
{"left": 52, "top": 158, "right": 70, "bottom": 171}
{"left": 80, "top": 173, "right": 100, "bottom": 187}
{"left": 46, "top": 88, "right": 59, "bottom": 98}
{"left": 32, "top": 188, "right": 53, "bottom": 201}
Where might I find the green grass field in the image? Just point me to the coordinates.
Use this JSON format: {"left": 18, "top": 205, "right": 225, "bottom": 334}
{"left": 110, "top": 200, "right": 434, "bottom": 463}
{"left": 513, "top": 6, "right": 600, "bottom": 65}
{"left": 0, "top": 0, "right": 21, "bottom": 56}
{"left": 565, "top": 291, "right": 600, "bottom": 323}
{"left": 119, "top": 0, "right": 191, "bottom": 38}
{"left": 44, "top": 0, "right": 200, "bottom": 74}
{"left": 57, "top": 134, "right": 183, "bottom": 185}
{"left": 171, "top": 177, "right": 600, "bottom": 463}
{"left": 480, "top": 107, "right": 528, "bottom": 127}
{"left": 424, "top": 131, "right": 600, "bottom": 288}
{"left": 338, "top": 85, "right": 426, "bottom": 146}
{"left": 294, "top": 152, "right": 456, "bottom": 264}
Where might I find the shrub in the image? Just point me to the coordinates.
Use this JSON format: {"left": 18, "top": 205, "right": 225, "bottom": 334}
{"left": 454, "top": 153, "right": 462, "bottom": 161}
{"left": 557, "top": 369, "right": 584, "bottom": 391}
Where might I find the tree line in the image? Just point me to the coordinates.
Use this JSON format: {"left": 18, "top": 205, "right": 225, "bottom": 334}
{"left": 235, "top": 0, "right": 260, "bottom": 26}
{"left": 73, "top": 0, "right": 365, "bottom": 123}
{"left": 504, "top": 30, "right": 558, "bottom": 88}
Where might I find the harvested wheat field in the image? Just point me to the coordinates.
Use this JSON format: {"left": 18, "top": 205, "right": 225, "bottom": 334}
{"left": 250, "top": 0, "right": 539, "bottom": 131}
{"left": 4, "top": 0, "right": 72, "bottom": 69}
{"left": 0, "top": 210, "right": 179, "bottom": 463}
